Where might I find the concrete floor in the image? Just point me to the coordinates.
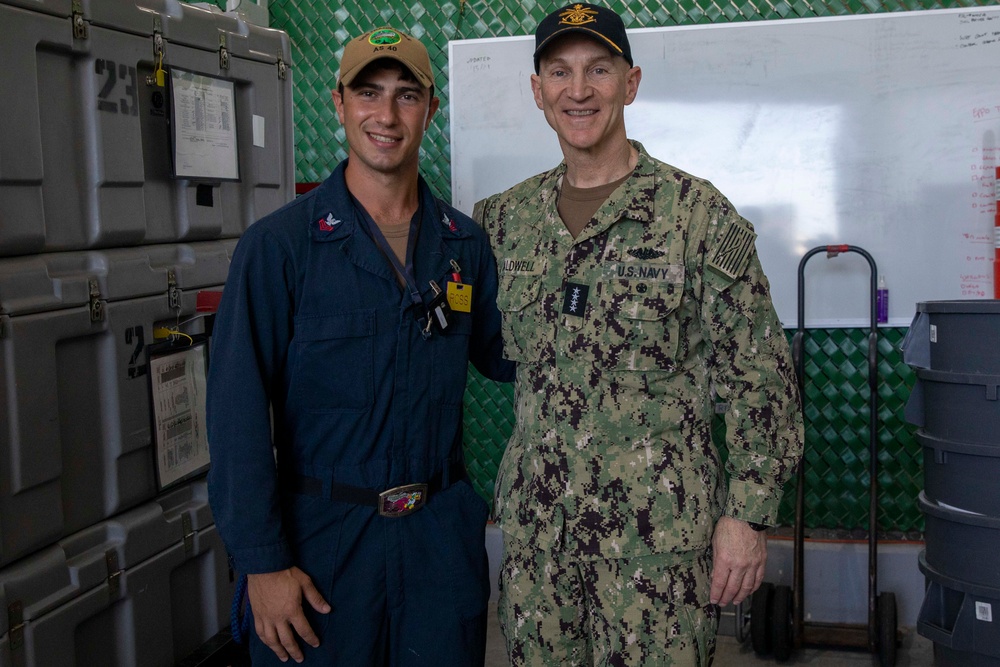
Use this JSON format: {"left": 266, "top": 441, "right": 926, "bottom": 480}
{"left": 483, "top": 602, "right": 937, "bottom": 666}
{"left": 708, "top": 630, "right": 935, "bottom": 666}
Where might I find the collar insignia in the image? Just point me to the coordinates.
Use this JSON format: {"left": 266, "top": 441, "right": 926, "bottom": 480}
{"left": 442, "top": 213, "right": 458, "bottom": 233}
{"left": 561, "top": 282, "right": 590, "bottom": 316}
{"left": 318, "top": 213, "right": 341, "bottom": 232}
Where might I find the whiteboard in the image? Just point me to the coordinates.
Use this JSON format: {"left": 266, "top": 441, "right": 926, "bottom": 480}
{"left": 449, "top": 8, "right": 1000, "bottom": 327}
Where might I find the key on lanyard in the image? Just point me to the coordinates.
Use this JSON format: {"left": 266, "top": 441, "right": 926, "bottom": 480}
{"left": 423, "top": 280, "right": 452, "bottom": 338}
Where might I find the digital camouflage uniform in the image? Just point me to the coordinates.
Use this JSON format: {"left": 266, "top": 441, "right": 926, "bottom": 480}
{"left": 475, "top": 141, "right": 804, "bottom": 665}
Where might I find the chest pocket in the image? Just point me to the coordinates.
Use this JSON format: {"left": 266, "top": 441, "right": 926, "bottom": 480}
{"left": 291, "top": 311, "right": 374, "bottom": 413}
{"left": 495, "top": 274, "right": 544, "bottom": 364}
{"left": 428, "top": 309, "right": 473, "bottom": 406}
{"left": 597, "top": 274, "right": 683, "bottom": 372}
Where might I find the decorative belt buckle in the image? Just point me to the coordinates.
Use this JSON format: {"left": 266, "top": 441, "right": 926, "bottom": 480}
{"left": 378, "top": 483, "right": 428, "bottom": 517}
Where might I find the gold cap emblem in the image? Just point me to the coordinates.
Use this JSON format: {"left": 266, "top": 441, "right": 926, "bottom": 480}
{"left": 558, "top": 4, "right": 598, "bottom": 26}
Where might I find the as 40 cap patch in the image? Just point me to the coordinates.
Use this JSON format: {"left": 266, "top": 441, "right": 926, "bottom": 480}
{"left": 338, "top": 26, "right": 434, "bottom": 89}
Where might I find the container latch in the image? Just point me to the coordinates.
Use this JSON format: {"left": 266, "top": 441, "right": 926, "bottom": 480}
{"left": 219, "top": 34, "right": 231, "bottom": 70}
{"left": 71, "top": 0, "right": 89, "bottom": 40}
{"left": 154, "top": 29, "right": 166, "bottom": 62}
{"left": 89, "top": 279, "right": 105, "bottom": 323}
{"left": 167, "top": 270, "right": 181, "bottom": 311}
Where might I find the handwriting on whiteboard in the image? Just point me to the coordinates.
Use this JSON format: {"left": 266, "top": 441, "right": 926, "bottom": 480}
{"left": 465, "top": 55, "right": 492, "bottom": 74}
{"left": 959, "top": 30, "right": 1000, "bottom": 48}
{"left": 968, "top": 147, "right": 996, "bottom": 221}
{"left": 962, "top": 136, "right": 996, "bottom": 299}
{"left": 958, "top": 11, "right": 1000, "bottom": 48}
{"left": 972, "top": 105, "right": 1000, "bottom": 121}
{"left": 959, "top": 12, "right": 1000, "bottom": 24}
{"left": 960, "top": 265, "right": 991, "bottom": 297}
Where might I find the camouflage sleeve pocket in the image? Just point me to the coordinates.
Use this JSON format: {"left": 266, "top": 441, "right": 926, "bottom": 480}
{"left": 496, "top": 275, "right": 543, "bottom": 363}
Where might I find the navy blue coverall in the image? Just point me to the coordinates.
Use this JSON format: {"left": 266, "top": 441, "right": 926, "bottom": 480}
{"left": 207, "top": 161, "right": 513, "bottom": 666}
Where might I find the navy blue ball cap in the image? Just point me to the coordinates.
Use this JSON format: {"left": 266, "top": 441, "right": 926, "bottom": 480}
{"left": 533, "top": 3, "right": 633, "bottom": 72}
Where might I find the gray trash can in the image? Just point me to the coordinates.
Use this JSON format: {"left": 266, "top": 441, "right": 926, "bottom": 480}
{"left": 904, "top": 300, "right": 1000, "bottom": 665}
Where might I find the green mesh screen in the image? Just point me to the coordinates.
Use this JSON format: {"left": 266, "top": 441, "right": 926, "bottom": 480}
{"left": 774, "top": 327, "right": 921, "bottom": 534}
{"left": 191, "top": 0, "right": 990, "bottom": 533}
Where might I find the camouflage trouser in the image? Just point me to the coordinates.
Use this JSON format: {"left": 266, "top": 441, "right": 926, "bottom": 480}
{"left": 497, "top": 532, "right": 718, "bottom": 667}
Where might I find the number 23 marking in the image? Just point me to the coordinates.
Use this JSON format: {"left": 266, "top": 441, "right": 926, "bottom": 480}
{"left": 95, "top": 58, "right": 138, "bottom": 116}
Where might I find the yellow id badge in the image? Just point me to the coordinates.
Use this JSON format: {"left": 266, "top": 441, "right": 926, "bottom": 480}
{"left": 446, "top": 282, "right": 472, "bottom": 313}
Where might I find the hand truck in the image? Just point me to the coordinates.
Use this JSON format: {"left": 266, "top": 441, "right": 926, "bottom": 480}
{"left": 742, "top": 244, "right": 899, "bottom": 665}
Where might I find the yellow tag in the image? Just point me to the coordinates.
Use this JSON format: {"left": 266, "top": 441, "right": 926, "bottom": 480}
{"left": 155, "top": 69, "right": 166, "bottom": 87}
{"left": 446, "top": 282, "right": 472, "bottom": 313}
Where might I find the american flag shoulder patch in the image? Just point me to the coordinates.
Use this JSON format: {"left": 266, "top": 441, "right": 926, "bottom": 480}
{"left": 708, "top": 219, "right": 756, "bottom": 280}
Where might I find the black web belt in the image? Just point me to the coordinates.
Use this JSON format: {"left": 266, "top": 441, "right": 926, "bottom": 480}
{"left": 288, "top": 461, "right": 467, "bottom": 517}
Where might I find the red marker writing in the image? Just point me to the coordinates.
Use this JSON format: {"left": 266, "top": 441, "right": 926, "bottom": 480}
{"left": 995, "top": 167, "right": 1000, "bottom": 298}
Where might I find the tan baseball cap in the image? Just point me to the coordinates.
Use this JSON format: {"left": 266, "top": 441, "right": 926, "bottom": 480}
{"left": 337, "top": 27, "right": 434, "bottom": 89}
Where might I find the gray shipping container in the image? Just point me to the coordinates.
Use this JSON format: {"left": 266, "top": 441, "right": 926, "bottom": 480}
{"left": 0, "top": 478, "right": 233, "bottom": 666}
{"left": 0, "top": 242, "right": 232, "bottom": 566}
{"left": 0, "top": 0, "right": 294, "bottom": 256}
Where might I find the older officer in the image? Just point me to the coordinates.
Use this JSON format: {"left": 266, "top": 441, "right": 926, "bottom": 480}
{"left": 208, "top": 26, "right": 512, "bottom": 666}
{"left": 475, "top": 4, "right": 804, "bottom": 665}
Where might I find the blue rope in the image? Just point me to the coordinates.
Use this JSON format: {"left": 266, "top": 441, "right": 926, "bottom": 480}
{"left": 230, "top": 573, "right": 253, "bottom": 645}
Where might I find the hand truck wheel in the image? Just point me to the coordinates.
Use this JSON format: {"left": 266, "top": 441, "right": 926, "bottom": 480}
{"left": 771, "top": 584, "right": 794, "bottom": 662}
{"left": 750, "top": 581, "right": 774, "bottom": 656}
{"left": 878, "top": 591, "right": 898, "bottom": 666}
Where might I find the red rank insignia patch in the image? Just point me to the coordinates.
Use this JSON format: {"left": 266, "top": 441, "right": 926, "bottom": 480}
{"left": 318, "top": 213, "right": 341, "bottom": 231}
